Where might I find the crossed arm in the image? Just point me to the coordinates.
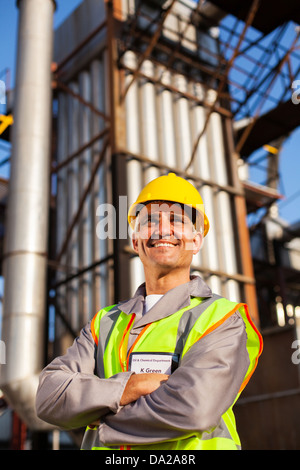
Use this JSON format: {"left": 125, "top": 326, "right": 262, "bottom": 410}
{"left": 36, "top": 323, "right": 169, "bottom": 430}
{"left": 88, "top": 373, "right": 168, "bottom": 427}
{"left": 36, "top": 313, "right": 249, "bottom": 444}
{"left": 120, "top": 373, "right": 169, "bottom": 406}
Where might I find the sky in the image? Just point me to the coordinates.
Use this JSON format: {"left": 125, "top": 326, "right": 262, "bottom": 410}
{"left": 0, "top": 0, "right": 300, "bottom": 226}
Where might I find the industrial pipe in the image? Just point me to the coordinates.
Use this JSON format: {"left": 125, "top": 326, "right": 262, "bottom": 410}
{"left": 0, "top": 0, "right": 56, "bottom": 430}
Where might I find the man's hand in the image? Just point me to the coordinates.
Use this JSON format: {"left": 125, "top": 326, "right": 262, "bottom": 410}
{"left": 89, "top": 373, "right": 169, "bottom": 426}
{"left": 120, "top": 373, "right": 169, "bottom": 406}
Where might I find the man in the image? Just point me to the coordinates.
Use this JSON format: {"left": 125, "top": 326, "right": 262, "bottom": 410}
{"left": 36, "top": 173, "right": 263, "bottom": 450}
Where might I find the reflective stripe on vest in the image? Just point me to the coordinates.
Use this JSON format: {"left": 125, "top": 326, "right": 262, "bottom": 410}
{"left": 83, "top": 295, "right": 263, "bottom": 450}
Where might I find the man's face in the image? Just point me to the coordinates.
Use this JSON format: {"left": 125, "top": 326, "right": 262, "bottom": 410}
{"left": 132, "top": 202, "right": 203, "bottom": 274}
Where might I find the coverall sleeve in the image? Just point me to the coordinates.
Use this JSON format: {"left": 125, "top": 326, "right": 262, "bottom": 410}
{"left": 35, "top": 322, "right": 133, "bottom": 430}
{"left": 98, "top": 312, "right": 250, "bottom": 445}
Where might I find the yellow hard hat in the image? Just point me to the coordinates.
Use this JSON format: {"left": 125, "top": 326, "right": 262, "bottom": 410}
{"left": 128, "top": 173, "right": 209, "bottom": 236}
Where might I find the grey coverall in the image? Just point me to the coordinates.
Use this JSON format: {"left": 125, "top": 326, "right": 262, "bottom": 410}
{"left": 36, "top": 276, "right": 249, "bottom": 447}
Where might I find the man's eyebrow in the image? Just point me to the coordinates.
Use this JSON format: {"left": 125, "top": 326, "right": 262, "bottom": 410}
{"left": 139, "top": 211, "right": 191, "bottom": 223}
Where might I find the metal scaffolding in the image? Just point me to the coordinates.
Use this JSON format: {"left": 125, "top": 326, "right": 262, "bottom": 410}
{"left": 46, "top": 0, "right": 300, "bottom": 341}
{"left": 1, "top": 0, "right": 300, "bottom": 450}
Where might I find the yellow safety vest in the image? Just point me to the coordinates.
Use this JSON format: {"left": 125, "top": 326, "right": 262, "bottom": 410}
{"left": 81, "top": 295, "right": 263, "bottom": 450}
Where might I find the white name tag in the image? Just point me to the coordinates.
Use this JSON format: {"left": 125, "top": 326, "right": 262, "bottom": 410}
{"left": 129, "top": 353, "right": 179, "bottom": 375}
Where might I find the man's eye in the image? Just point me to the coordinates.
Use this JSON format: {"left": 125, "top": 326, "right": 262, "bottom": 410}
{"left": 172, "top": 215, "right": 186, "bottom": 226}
{"left": 149, "top": 217, "right": 159, "bottom": 225}
{"left": 140, "top": 217, "right": 158, "bottom": 226}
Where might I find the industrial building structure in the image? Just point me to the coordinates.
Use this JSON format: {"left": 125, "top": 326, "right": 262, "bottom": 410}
{"left": 0, "top": 0, "right": 300, "bottom": 449}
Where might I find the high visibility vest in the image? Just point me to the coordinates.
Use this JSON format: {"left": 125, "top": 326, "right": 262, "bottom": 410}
{"left": 81, "top": 294, "right": 263, "bottom": 450}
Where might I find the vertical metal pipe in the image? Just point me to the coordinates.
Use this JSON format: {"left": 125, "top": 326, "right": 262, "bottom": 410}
{"left": 173, "top": 73, "right": 192, "bottom": 173}
{"left": 140, "top": 60, "right": 160, "bottom": 184}
{"left": 191, "top": 81, "right": 221, "bottom": 293}
{"left": 66, "top": 82, "right": 80, "bottom": 334}
{"left": 0, "top": 0, "right": 55, "bottom": 429}
{"left": 124, "top": 51, "right": 144, "bottom": 296}
{"left": 78, "top": 71, "right": 93, "bottom": 326}
{"left": 124, "top": 51, "right": 142, "bottom": 200}
{"left": 209, "top": 110, "right": 240, "bottom": 301}
{"left": 158, "top": 67, "right": 177, "bottom": 169}
{"left": 91, "top": 57, "right": 108, "bottom": 311}
{"left": 54, "top": 92, "right": 69, "bottom": 355}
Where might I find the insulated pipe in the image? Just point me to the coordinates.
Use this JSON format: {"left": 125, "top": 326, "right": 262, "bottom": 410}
{"left": 91, "top": 58, "right": 109, "bottom": 310}
{"left": 67, "top": 82, "right": 80, "bottom": 332}
{"left": 140, "top": 60, "right": 160, "bottom": 184}
{"left": 0, "top": 0, "right": 55, "bottom": 429}
{"left": 55, "top": 92, "right": 68, "bottom": 347}
{"left": 192, "top": 81, "right": 221, "bottom": 293}
{"left": 123, "top": 51, "right": 144, "bottom": 296}
{"left": 159, "top": 67, "right": 177, "bottom": 168}
{"left": 78, "top": 71, "right": 93, "bottom": 326}
{"left": 210, "top": 111, "right": 240, "bottom": 301}
{"left": 173, "top": 73, "right": 192, "bottom": 174}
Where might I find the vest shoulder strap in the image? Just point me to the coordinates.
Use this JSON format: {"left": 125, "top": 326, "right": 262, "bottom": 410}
{"left": 91, "top": 304, "right": 118, "bottom": 346}
{"left": 174, "top": 294, "right": 222, "bottom": 355}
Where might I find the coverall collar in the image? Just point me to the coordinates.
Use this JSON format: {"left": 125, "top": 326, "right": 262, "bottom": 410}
{"left": 119, "top": 275, "right": 212, "bottom": 328}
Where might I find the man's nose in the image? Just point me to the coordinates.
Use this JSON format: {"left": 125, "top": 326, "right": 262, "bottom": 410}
{"left": 158, "top": 212, "right": 173, "bottom": 237}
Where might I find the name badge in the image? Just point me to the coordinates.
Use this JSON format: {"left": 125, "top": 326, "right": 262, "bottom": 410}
{"left": 129, "top": 352, "right": 179, "bottom": 375}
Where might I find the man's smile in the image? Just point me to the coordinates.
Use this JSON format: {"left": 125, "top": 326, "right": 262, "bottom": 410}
{"left": 148, "top": 240, "right": 180, "bottom": 248}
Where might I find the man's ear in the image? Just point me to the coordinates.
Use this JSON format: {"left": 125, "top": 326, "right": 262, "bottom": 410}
{"left": 132, "top": 231, "right": 139, "bottom": 254}
{"left": 192, "top": 231, "right": 203, "bottom": 255}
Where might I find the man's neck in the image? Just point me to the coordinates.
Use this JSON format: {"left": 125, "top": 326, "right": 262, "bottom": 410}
{"left": 144, "top": 270, "right": 191, "bottom": 295}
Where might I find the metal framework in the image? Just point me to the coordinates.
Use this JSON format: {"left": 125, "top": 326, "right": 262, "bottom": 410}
{"left": 47, "top": 0, "right": 300, "bottom": 344}
{"left": 1, "top": 0, "right": 300, "bottom": 450}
